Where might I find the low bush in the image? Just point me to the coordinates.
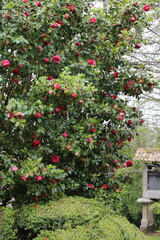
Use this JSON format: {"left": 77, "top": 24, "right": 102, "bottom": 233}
{"left": 1, "top": 196, "right": 145, "bottom": 240}
{"left": 34, "top": 216, "right": 145, "bottom": 240}
{"left": 0, "top": 207, "right": 17, "bottom": 240}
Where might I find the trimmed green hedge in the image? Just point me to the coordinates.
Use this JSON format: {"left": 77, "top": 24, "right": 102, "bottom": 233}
{"left": 0, "top": 197, "right": 145, "bottom": 240}
{"left": 34, "top": 216, "right": 145, "bottom": 240}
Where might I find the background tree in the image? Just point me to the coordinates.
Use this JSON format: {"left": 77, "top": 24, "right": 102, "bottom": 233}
{"left": 0, "top": 0, "right": 155, "bottom": 206}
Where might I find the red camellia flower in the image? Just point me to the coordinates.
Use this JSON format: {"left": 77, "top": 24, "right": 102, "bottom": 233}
{"left": 111, "top": 130, "right": 116, "bottom": 135}
{"left": 42, "top": 33, "right": 47, "bottom": 37}
{"left": 32, "top": 140, "right": 41, "bottom": 147}
{"left": 75, "top": 42, "right": 80, "bottom": 46}
{"left": 70, "top": 93, "right": 78, "bottom": 98}
{"left": 90, "top": 128, "right": 97, "bottom": 133}
{"left": 54, "top": 83, "right": 60, "bottom": 90}
{"left": 79, "top": 100, "right": 83, "bottom": 103}
{"left": 38, "top": 46, "right": 43, "bottom": 52}
{"left": 51, "top": 155, "right": 60, "bottom": 163}
{"left": 87, "top": 184, "right": 94, "bottom": 189}
{"left": 35, "top": 1, "right": 41, "bottom": 7}
{"left": 69, "top": 5, "right": 76, "bottom": 12}
{"left": 36, "top": 175, "right": 43, "bottom": 181}
{"left": 65, "top": 13, "right": 70, "bottom": 19}
{"left": 44, "top": 41, "right": 51, "bottom": 46}
{"left": 87, "top": 59, "right": 96, "bottom": 65}
{"left": 21, "top": 175, "right": 28, "bottom": 181}
{"left": 128, "top": 80, "right": 134, "bottom": 85}
{"left": 102, "top": 184, "right": 108, "bottom": 190}
{"left": 130, "top": 17, "right": 136, "bottom": 22}
{"left": 50, "top": 179, "right": 57, "bottom": 184}
{"left": 135, "top": 44, "right": 142, "bottom": 49}
{"left": 13, "top": 69, "right": 19, "bottom": 75}
{"left": 66, "top": 145, "right": 71, "bottom": 150}
{"left": 34, "top": 112, "right": 42, "bottom": 118}
{"left": 124, "top": 85, "right": 130, "bottom": 90}
{"left": 54, "top": 108, "right": 61, "bottom": 113}
{"left": 89, "top": 17, "right": 97, "bottom": 23}
{"left": 143, "top": 5, "right": 151, "bottom": 11}
{"left": 8, "top": 113, "right": 14, "bottom": 119}
{"left": 47, "top": 76, "right": 53, "bottom": 80}
{"left": 128, "top": 120, "right": 133, "bottom": 124}
{"left": 1, "top": 59, "right": 11, "bottom": 68}
{"left": 62, "top": 132, "right": 68, "bottom": 138}
{"left": 24, "top": 11, "right": 29, "bottom": 17}
{"left": 88, "top": 137, "right": 93, "bottom": 143}
{"left": 13, "top": 78, "right": 19, "bottom": 83}
{"left": 52, "top": 55, "right": 61, "bottom": 63}
{"left": 118, "top": 115, "right": 123, "bottom": 120}
{"left": 12, "top": 166, "right": 18, "bottom": 171}
{"left": 51, "top": 23, "right": 59, "bottom": 29}
{"left": 44, "top": 58, "right": 50, "bottom": 63}
{"left": 4, "top": 14, "right": 11, "bottom": 20}
{"left": 126, "top": 160, "right": 133, "bottom": 167}
{"left": 148, "top": 83, "right": 153, "bottom": 89}
{"left": 113, "top": 71, "right": 119, "bottom": 78}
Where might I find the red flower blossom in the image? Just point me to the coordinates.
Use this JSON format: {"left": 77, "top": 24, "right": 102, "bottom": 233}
{"left": 8, "top": 113, "right": 14, "bottom": 119}
{"left": 24, "top": 11, "right": 29, "bottom": 17}
{"left": 70, "top": 93, "right": 78, "bottom": 98}
{"left": 87, "top": 184, "right": 94, "bottom": 189}
{"left": 102, "top": 184, "right": 108, "bottom": 190}
{"left": 65, "top": 13, "right": 70, "bottom": 19}
{"left": 135, "top": 44, "right": 142, "bottom": 49}
{"left": 143, "top": 5, "right": 151, "bottom": 11}
{"left": 35, "top": 1, "right": 41, "bottom": 7}
{"left": 87, "top": 59, "right": 96, "bottom": 65}
{"left": 128, "top": 120, "right": 132, "bottom": 124}
{"left": 128, "top": 80, "right": 134, "bottom": 85}
{"left": 89, "top": 17, "right": 97, "bottom": 23}
{"left": 47, "top": 76, "right": 53, "bottom": 80}
{"left": 34, "top": 112, "right": 42, "bottom": 118}
{"left": 52, "top": 55, "right": 61, "bottom": 63}
{"left": 69, "top": 5, "right": 76, "bottom": 12}
{"left": 130, "top": 17, "right": 136, "bottom": 22}
{"left": 113, "top": 71, "right": 119, "bottom": 78}
{"left": 111, "top": 130, "right": 116, "bottom": 135}
{"left": 88, "top": 137, "right": 93, "bottom": 143}
{"left": 13, "top": 69, "right": 19, "bottom": 75}
{"left": 1, "top": 59, "right": 11, "bottom": 68}
{"left": 44, "top": 41, "right": 51, "bottom": 46}
{"left": 44, "top": 58, "right": 50, "bottom": 63}
{"left": 66, "top": 145, "right": 71, "bottom": 150}
{"left": 13, "top": 78, "right": 19, "bottom": 83}
{"left": 51, "top": 155, "right": 60, "bottom": 163}
{"left": 62, "top": 132, "right": 68, "bottom": 138}
{"left": 54, "top": 83, "right": 60, "bottom": 90}
{"left": 36, "top": 175, "right": 43, "bottom": 181}
{"left": 90, "top": 128, "right": 97, "bottom": 133}
{"left": 32, "top": 140, "right": 41, "bottom": 147}
{"left": 21, "top": 175, "right": 28, "bottom": 181}
{"left": 51, "top": 23, "right": 59, "bottom": 29}
{"left": 126, "top": 160, "right": 133, "bottom": 167}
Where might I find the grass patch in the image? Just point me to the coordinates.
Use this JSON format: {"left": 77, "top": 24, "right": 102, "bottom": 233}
{"left": 146, "top": 234, "right": 160, "bottom": 240}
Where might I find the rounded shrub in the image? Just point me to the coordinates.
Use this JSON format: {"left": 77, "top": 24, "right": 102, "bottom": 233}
{"left": 34, "top": 216, "right": 145, "bottom": 240}
{"left": 1, "top": 197, "right": 145, "bottom": 240}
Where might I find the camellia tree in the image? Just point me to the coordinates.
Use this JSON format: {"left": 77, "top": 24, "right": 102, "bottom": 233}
{"left": 0, "top": 0, "right": 155, "bottom": 206}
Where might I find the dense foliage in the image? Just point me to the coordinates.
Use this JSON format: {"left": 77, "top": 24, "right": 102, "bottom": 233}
{"left": 0, "top": 196, "right": 145, "bottom": 240}
{"left": 0, "top": 0, "right": 155, "bottom": 205}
